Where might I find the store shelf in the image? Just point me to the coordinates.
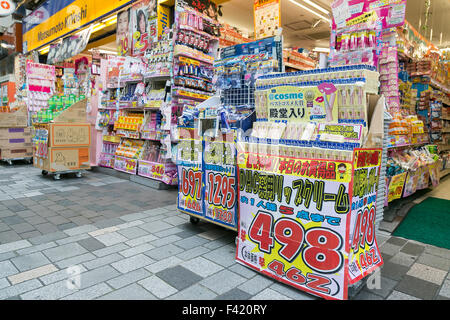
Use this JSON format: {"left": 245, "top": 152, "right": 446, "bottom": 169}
{"left": 387, "top": 142, "right": 429, "bottom": 149}
{"left": 284, "top": 62, "right": 314, "bottom": 71}
{"left": 144, "top": 74, "right": 171, "bottom": 82}
{"left": 430, "top": 78, "right": 450, "bottom": 94}
{"left": 173, "top": 45, "right": 215, "bottom": 65}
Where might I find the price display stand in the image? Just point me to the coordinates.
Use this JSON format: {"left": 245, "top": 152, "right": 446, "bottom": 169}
{"left": 235, "top": 65, "right": 386, "bottom": 300}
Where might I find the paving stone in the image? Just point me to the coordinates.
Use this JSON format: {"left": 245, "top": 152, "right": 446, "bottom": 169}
{"left": 62, "top": 283, "right": 113, "bottom": 300}
{"left": 200, "top": 269, "right": 246, "bottom": 295}
{"left": 406, "top": 263, "right": 447, "bottom": 285}
{"left": 119, "top": 243, "right": 154, "bottom": 258}
{"left": 145, "top": 244, "right": 184, "bottom": 261}
{"left": 138, "top": 275, "right": 178, "bottom": 299}
{"left": 34, "top": 223, "right": 59, "bottom": 234}
{"left": 0, "top": 230, "right": 21, "bottom": 243}
{"left": 380, "top": 261, "right": 410, "bottom": 281}
{"left": 400, "top": 242, "right": 425, "bottom": 256}
{"left": 202, "top": 246, "right": 236, "bottom": 267}
{"left": 364, "top": 276, "right": 398, "bottom": 299}
{"left": 55, "top": 253, "right": 96, "bottom": 269}
{"left": 237, "top": 274, "right": 275, "bottom": 295}
{"left": 145, "top": 256, "right": 183, "bottom": 274}
{"left": 92, "top": 243, "right": 130, "bottom": 257}
{"left": 93, "top": 218, "right": 125, "bottom": 229}
{"left": 20, "top": 279, "right": 76, "bottom": 300}
{"left": 98, "top": 283, "right": 156, "bottom": 300}
{"left": 395, "top": 275, "right": 439, "bottom": 300}
{"left": 0, "top": 223, "right": 10, "bottom": 232}
{"left": 153, "top": 226, "right": 184, "bottom": 238}
{"left": 250, "top": 288, "right": 292, "bottom": 300}
{"left": 139, "top": 220, "right": 173, "bottom": 233}
{"left": 19, "top": 230, "right": 42, "bottom": 240}
{"left": 386, "top": 237, "right": 408, "bottom": 247}
{"left": 23, "top": 216, "right": 47, "bottom": 226}
{"left": 176, "top": 246, "right": 210, "bottom": 261}
{"left": 0, "top": 279, "right": 43, "bottom": 300}
{"left": 269, "top": 282, "right": 318, "bottom": 300}
{"left": 150, "top": 235, "right": 182, "bottom": 247}
{"left": 94, "top": 232, "right": 128, "bottom": 247}
{"left": 182, "top": 256, "right": 224, "bottom": 278}
{"left": 8, "top": 264, "right": 58, "bottom": 285}
{"left": 156, "top": 265, "right": 203, "bottom": 291}
{"left": 354, "top": 289, "right": 384, "bottom": 300}
{"left": 387, "top": 290, "right": 421, "bottom": 300}
{"left": 82, "top": 253, "right": 123, "bottom": 270}
{"left": 106, "top": 268, "right": 151, "bottom": 289}
{"left": 229, "top": 263, "right": 258, "bottom": 279}
{"left": 417, "top": 253, "right": 450, "bottom": 271}
{"left": 169, "top": 283, "right": 218, "bottom": 300}
{"left": 117, "top": 226, "right": 149, "bottom": 239}
{"left": 174, "top": 235, "right": 209, "bottom": 250}
{"left": 424, "top": 245, "right": 450, "bottom": 260}
{"left": 0, "top": 251, "right": 16, "bottom": 262}
{"left": 63, "top": 225, "right": 98, "bottom": 237}
{"left": 388, "top": 252, "right": 417, "bottom": 267}
{"left": 11, "top": 252, "right": 51, "bottom": 272}
{"left": 77, "top": 237, "right": 106, "bottom": 252}
{"left": 38, "top": 266, "right": 88, "bottom": 285}
{"left": 78, "top": 265, "right": 121, "bottom": 290}
{"left": 0, "top": 239, "right": 31, "bottom": 254}
{"left": 88, "top": 226, "right": 119, "bottom": 237}
{"left": 439, "top": 279, "right": 450, "bottom": 299}
{"left": 56, "top": 234, "right": 90, "bottom": 245}
{"left": 118, "top": 212, "right": 148, "bottom": 222}
{"left": 0, "top": 260, "right": 19, "bottom": 278}
{"left": 111, "top": 254, "right": 154, "bottom": 274}
{"left": 11, "top": 223, "right": 35, "bottom": 234}
{"left": 42, "top": 243, "right": 88, "bottom": 262}
{"left": 380, "top": 243, "right": 402, "bottom": 257}
{"left": 1, "top": 215, "right": 25, "bottom": 225}
{"left": 29, "top": 231, "right": 68, "bottom": 245}
{"left": 0, "top": 277, "right": 9, "bottom": 290}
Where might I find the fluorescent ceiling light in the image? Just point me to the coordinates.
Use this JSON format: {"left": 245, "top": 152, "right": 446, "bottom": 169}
{"left": 289, "top": 0, "right": 330, "bottom": 22}
{"left": 302, "top": 0, "right": 329, "bottom": 15}
{"left": 313, "top": 47, "right": 330, "bottom": 53}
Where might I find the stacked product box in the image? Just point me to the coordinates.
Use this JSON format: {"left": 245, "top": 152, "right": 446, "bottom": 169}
{"left": 33, "top": 100, "right": 91, "bottom": 173}
{"left": 0, "top": 103, "right": 32, "bottom": 160}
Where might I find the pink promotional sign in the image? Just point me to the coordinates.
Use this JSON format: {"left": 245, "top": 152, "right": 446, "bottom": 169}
{"left": 26, "top": 60, "right": 56, "bottom": 93}
{"left": 331, "top": 0, "right": 407, "bottom": 31}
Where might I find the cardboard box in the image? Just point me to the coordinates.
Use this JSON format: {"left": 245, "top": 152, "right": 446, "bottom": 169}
{"left": 34, "top": 147, "right": 91, "bottom": 172}
{"left": 53, "top": 99, "right": 87, "bottom": 123}
{"left": 0, "top": 127, "right": 31, "bottom": 139}
{"left": 0, "top": 104, "right": 28, "bottom": 128}
{"left": 0, "top": 139, "right": 32, "bottom": 149}
{"left": 1, "top": 147, "right": 33, "bottom": 159}
{"left": 48, "top": 123, "right": 91, "bottom": 147}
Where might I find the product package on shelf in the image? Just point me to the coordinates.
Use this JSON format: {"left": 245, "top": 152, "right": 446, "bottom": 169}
{"left": 138, "top": 142, "right": 177, "bottom": 185}
{"left": 113, "top": 138, "right": 146, "bottom": 175}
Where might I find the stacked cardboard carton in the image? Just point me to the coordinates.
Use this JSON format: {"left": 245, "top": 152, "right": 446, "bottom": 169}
{"left": 0, "top": 104, "right": 32, "bottom": 160}
{"left": 33, "top": 99, "right": 91, "bottom": 172}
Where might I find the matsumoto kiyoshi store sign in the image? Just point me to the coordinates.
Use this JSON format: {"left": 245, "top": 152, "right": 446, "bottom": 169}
{"left": 23, "top": 0, "right": 135, "bottom": 53}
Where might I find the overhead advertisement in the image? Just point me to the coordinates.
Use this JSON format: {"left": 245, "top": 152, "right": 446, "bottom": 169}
{"left": 22, "top": 0, "right": 135, "bottom": 53}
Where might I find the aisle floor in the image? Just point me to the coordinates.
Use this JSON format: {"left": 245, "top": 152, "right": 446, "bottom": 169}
{"left": 0, "top": 163, "right": 449, "bottom": 300}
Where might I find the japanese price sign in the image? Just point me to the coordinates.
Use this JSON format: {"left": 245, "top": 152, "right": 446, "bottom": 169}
{"left": 236, "top": 148, "right": 383, "bottom": 300}
{"left": 348, "top": 149, "right": 383, "bottom": 283}
{"left": 203, "top": 133, "right": 238, "bottom": 228}
{"left": 267, "top": 85, "right": 339, "bottom": 123}
{"left": 177, "top": 128, "right": 204, "bottom": 216}
{"left": 387, "top": 172, "right": 407, "bottom": 202}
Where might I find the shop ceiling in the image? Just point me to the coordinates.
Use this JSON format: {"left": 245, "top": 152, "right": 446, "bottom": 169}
{"left": 219, "top": 0, "right": 450, "bottom": 50}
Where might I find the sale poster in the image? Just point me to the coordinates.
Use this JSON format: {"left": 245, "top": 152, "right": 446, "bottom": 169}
{"left": 253, "top": 0, "right": 281, "bottom": 40}
{"left": 203, "top": 133, "right": 238, "bottom": 228}
{"left": 131, "top": 0, "right": 157, "bottom": 56}
{"left": 236, "top": 151, "right": 354, "bottom": 300}
{"left": 267, "top": 85, "right": 339, "bottom": 123}
{"left": 403, "top": 170, "right": 419, "bottom": 198}
{"left": 117, "top": 8, "right": 131, "bottom": 56}
{"left": 348, "top": 149, "right": 383, "bottom": 283}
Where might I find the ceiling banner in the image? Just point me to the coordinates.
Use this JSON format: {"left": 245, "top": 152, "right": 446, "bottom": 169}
{"left": 23, "top": 0, "right": 135, "bottom": 53}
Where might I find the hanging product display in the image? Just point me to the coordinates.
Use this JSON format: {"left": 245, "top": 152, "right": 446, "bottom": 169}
{"left": 177, "top": 35, "right": 283, "bottom": 231}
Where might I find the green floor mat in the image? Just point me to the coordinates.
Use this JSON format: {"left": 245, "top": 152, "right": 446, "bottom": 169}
{"left": 393, "top": 197, "right": 450, "bottom": 250}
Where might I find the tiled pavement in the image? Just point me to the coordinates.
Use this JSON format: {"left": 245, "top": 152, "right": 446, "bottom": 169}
{"left": 0, "top": 163, "right": 449, "bottom": 300}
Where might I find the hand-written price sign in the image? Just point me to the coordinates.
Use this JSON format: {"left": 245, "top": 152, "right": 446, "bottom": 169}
{"left": 236, "top": 148, "right": 383, "bottom": 300}
{"left": 348, "top": 149, "right": 383, "bottom": 283}
{"left": 177, "top": 128, "right": 203, "bottom": 216}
